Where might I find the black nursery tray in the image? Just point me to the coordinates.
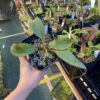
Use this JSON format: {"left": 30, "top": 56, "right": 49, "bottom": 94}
{"left": 62, "top": 56, "right": 100, "bottom": 100}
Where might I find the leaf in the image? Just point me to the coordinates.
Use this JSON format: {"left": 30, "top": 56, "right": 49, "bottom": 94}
{"left": 49, "top": 35, "right": 72, "bottom": 50}
{"left": 73, "top": 29, "right": 88, "bottom": 35}
{"left": 29, "top": 17, "right": 45, "bottom": 39}
{"left": 88, "top": 41, "right": 93, "bottom": 47}
{"left": 97, "top": 30, "right": 100, "bottom": 37}
{"left": 84, "top": 14, "right": 95, "bottom": 21}
{"left": 10, "top": 43, "right": 35, "bottom": 57}
{"left": 95, "top": 44, "right": 100, "bottom": 49}
{"left": 51, "top": 79, "right": 72, "bottom": 100}
{"left": 54, "top": 50, "right": 86, "bottom": 70}
{"left": 62, "top": 30, "right": 69, "bottom": 34}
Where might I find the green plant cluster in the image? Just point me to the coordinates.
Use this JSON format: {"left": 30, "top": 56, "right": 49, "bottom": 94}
{"left": 0, "top": 51, "right": 10, "bottom": 99}
{"left": 51, "top": 78, "right": 72, "bottom": 100}
{"left": 11, "top": 17, "right": 87, "bottom": 70}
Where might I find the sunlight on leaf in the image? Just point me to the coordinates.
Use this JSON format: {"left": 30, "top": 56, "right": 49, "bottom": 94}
{"left": 10, "top": 43, "right": 35, "bottom": 57}
{"left": 29, "top": 17, "right": 45, "bottom": 39}
{"left": 49, "top": 35, "right": 72, "bottom": 50}
{"left": 54, "top": 50, "right": 86, "bottom": 70}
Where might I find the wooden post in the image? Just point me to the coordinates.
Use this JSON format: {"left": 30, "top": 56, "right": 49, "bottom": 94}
{"left": 96, "top": 0, "right": 100, "bottom": 8}
{"left": 36, "top": 0, "right": 38, "bottom": 6}
{"left": 55, "top": 61, "right": 83, "bottom": 100}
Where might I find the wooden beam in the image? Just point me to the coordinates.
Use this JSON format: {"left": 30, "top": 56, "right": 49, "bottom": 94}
{"left": 55, "top": 61, "right": 83, "bottom": 100}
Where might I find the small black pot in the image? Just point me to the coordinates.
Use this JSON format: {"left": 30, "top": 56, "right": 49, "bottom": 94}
{"left": 22, "top": 35, "right": 56, "bottom": 70}
{"left": 86, "top": 55, "right": 100, "bottom": 73}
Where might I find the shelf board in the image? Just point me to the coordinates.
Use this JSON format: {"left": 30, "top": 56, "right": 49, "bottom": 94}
{"left": 14, "top": 0, "right": 34, "bottom": 35}
{"left": 14, "top": 0, "right": 32, "bottom": 20}
{"left": 55, "top": 61, "right": 83, "bottom": 100}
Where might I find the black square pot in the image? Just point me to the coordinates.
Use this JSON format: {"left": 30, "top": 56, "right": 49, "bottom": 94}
{"left": 22, "top": 35, "right": 56, "bottom": 70}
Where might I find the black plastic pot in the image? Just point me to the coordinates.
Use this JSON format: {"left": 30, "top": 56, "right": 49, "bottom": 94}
{"left": 85, "top": 55, "right": 100, "bottom": 73}
{"left": 22, "top": 35, "right": 56, "bottom": 70}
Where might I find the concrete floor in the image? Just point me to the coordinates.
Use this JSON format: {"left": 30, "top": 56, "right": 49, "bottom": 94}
{"left": 0, "top": 15, "right": 53, "bottom": 100}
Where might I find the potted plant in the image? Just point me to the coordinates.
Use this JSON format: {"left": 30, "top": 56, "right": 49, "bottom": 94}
{"left": 10, "top": 17, "right": 87, "bottom": 77}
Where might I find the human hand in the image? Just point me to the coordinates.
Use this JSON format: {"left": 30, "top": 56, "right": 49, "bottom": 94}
{"left": 17, "top": 57, "right": 48, "bottom": 90}
{"left": 5, "top": 57, "right": 48, "bottom": 100}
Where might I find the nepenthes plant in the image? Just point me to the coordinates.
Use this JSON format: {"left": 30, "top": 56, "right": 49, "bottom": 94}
{"left": 10, "top": 17, "right": 87, "bottom": 72}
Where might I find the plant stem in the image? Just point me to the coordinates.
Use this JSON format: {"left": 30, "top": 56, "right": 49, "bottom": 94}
{"left": 41, "top": 47, "right": 47, "bottom": 64}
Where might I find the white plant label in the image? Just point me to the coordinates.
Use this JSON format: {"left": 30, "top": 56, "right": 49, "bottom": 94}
{"left": 71, "top": 11, "right": 75, "bottom": 20}
{"left": 94, "top": 50, "right": 100, "bottom": 58}
{"left": 90, "top": 0, "right": 96, "bottom": 8}
{"left": 49, "top": 11, "right": 52, "bottom": 17}
{"left": 44, "top": 24, "right": 48, "bottom": 34}
{"left": 61, "top": 20, "right": 65, "bottom": 27}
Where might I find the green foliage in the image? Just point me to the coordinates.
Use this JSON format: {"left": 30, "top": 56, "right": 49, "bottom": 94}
{"left": 29, "top": 17, "right": 45, "bottom": 39}
{"left": 62, "top": 27, "right": 88, "bottom": 44}
{"left": 94, "top": 44, "right": 100, "bottom": 50}
{"left": 51, "top": 79, "right": 72, "bottom": 100}
{"left": 0, "top": 51, "right": 10, "bottom": 99}
{"left": 19, "top": 15, "right": 28, "bottom": 22}
{"left": 97, "top": 30, "right": 100, "bottom": 37}
{"left": 10, "top": 43, "right": 35, "bottom": 57}
{"left": 11, "top": 18, "right": 88, "bottom": 70}
{"left": 49, "top": 35, "right": 72, "bottom": 50}
{"left": 85, "top": 42, "right": 100, "bottom": 56}
{"left": 0, "top": 87, "right": 10, "bottom": 99}
{"left": 54, "top": 50, "right": 86, "bottom": 70}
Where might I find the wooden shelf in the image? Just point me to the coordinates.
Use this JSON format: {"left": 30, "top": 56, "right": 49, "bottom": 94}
{"left": 14, "top": 0, "right": 33, "bottom": 35}
{"left": 55, "top": 61, "right": 83, "bottom": 100}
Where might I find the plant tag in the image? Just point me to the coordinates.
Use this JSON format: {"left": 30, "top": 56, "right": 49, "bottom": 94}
{"left": 90, "top": 0, "right": 96, "bottom": 8}
{"left": 55, "top": 0, "right": 59, "bottom": 4}
{"left": 68, "top": 33, "right": 71, "bottom": 39}
{"left": 44, "top": 24, "right": 48, "bottom": 34}
{"left": 64, "top": 0, "right": 65, "bottom": 5}
{"left": 58, "top": 16, "right": 59, "bottom": 23}
{"left": 80, "top": 16, "right": 83, "bottom": 22}
{"left": 30, "top": 0, "right": 32, "bottom": 3}
{"left": 66, "top": 6, "right": 69, "bottom": 12}
{"left": 57, "top": 5, "right": 60, "bottom": 11}
{"left": 75, "top": 3, "right": 80, "bottom": 8}
{"left": 44, "top": 0, "right": 47, "bottom": 5}
{"left": 61, "top": 19, "right": 65, "bottom": 27}
{"left": 93, "top": 50, "right": 100, "bottom": 58}
{"left": 41, "top": 0, "right": 44, "bottom": 3}
{"left": 71, "top": 11, "right": 75, "bottom": 20}
{"left": 49, "top": 11, "right": 52, "bottom": 17}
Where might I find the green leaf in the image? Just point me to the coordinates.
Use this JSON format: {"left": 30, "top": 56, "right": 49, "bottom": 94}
{"left": 10, "top": 43, "right": 35, "bottom": 57}
{"left": 51, "top": 79, "right": 72, "bottom": 100}
{"left": 48, "top": 35, "right": 72, "bottom": 50}
{"left": 97, "top": 30, "right": 100, "bottom": 37}
{"left": 29, "top": 17, "right": 45, "bottom": 39}
{"left": 73, "top": 29, "right": 88, "bottom": 35}
{"left": 95, "top": 44, "right": 100, "bottom": 49}
{"left": 88, "top": 41, "right": 93, "bottom": 47}
{"left": 54, "top": 50, "right": 86, "bottom": 70}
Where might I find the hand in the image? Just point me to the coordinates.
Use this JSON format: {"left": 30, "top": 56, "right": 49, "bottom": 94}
{"left": 5, "top": 57, "right": 48, "bottom": 100}
{"left": 18, "top": 57, "right": 48, "bottom": 90}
